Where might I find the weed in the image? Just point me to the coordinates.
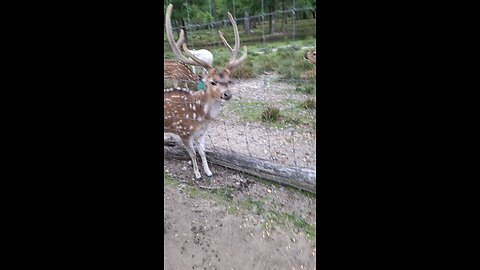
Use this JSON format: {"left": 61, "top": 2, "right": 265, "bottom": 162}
{"left": 300, "top": 98, "right": 316, "bottom": 109}
{"left": 261, "top": 107, "right": 281, "bottom": 122}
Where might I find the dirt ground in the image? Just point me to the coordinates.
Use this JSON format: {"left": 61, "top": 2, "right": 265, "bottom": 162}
{"left": 164, "top": 158, "right": 316, "bottom": 270}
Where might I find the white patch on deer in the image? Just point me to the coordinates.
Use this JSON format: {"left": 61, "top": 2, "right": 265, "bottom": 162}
{"left": 209, "top": 102, "right": 222, "bottom": 119}
{"left": 203, "top": 103, "right": 209, "bottom": 115}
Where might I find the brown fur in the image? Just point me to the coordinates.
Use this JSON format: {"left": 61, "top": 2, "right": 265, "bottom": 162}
{"left": 164, "top": 59, "right": 200, "bottom": 88}
{"left": 304, "top": 49, "right": 316, "bottom": 65}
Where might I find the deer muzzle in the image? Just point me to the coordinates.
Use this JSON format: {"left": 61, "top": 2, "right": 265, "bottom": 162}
{"left": 221, "top": 90, "right": 232, "bottom": 101}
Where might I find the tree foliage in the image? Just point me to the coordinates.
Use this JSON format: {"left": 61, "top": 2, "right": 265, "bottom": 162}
{"left": 163, "top": 0, "right": 316, "bottom": 28}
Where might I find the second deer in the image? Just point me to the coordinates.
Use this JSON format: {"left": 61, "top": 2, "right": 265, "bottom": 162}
{"left": 164, "top": 30, "right": 202, "bottom": 89}
{"left": 304, "top": 49, "right": 316, "bottom": 65}
{"left": 164, "top": 27, "right": 214, "bottom": 89}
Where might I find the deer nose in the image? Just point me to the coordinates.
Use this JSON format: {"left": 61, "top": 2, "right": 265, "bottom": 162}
{"left": 304, "top": 53, "right": 308, "bottom": 59}
{"left": 221, "top": 90, "right": 232, "bottom": 100}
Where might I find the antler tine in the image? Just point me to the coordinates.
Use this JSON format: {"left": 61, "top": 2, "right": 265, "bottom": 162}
{"left": 218, "top": 12, "right": 240, "bottom": 62}
{"left": 228, "top": 12, "right": 240, "bottom": 56}
{"left": 221, "top": 12, "right": 247, "bottom": 71}
{"left": 225, "top": 46, "right": 248, "bottom": 71}
{"left": 219, "top": 31, "right": 233, "bottom": 52}
{"left": 175, "top": 28, "right": 185, "bottom": 48}
{"left": 165, "top": 4, "right": 198, "bottom": 66}
{"left": 181, "top": 43, "right": 213, "bottom": 70}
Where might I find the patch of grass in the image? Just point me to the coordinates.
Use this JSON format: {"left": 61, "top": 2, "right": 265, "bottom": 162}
{"left": 227, "top": 100, "right": 315, "bottom": 129}
{"left": 284, "top": 213, "right": 316, "bottom": 241}
{"left": 184, "top": 185, "right": 203, "bottom": 198}
{"left": 227, "top": 206, "right": 238, "bottom": 215}
{"left": 211, "top": 186, "right": 235, "bottom": 202}
{"left": 164, "top": 172, "right": 177, "bottom": 186}
{"left": 164, "top": 36, "right": 316, "bottom": 80}
{"left": 299, "top": 98, "right": 316, "bottom": 110}
{"left": 261, "top": 107, "right": 281, "bottom": 122}
{"left": 239, "top": 197, "right": 265, "bottom": 216}
{"left": 294, "top": 82, "right": 316, "bottom": 94}
{"left": 260, "top": 209, "right": 316, "bottom": 241}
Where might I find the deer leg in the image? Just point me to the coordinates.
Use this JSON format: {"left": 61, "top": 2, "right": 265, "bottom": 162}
{"left": 195, "top": 134, "right": 212, "bottom": 177}
{"left": 182, "top": 137, "right": 201, "bottom": 179}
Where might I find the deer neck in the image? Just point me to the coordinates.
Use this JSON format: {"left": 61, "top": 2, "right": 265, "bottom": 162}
{"left": 192, "top": 91, "right": 223, "bottom": 120}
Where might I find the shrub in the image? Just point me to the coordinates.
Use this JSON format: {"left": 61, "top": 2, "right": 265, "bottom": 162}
{"left": 261, "top": 107, "right": 281, "bottom": 122}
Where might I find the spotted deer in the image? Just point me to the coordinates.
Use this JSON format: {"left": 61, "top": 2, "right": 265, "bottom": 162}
{"left": 164, "top": 30, "right": 201, "bottom": 89}
{"left": 304, "top": 49, "right": 316, "bottom": 65}
{"left": 164, "top": 3, "right": 247, "bottom": 179}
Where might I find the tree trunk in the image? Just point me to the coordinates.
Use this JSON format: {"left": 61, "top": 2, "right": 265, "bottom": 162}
{"left": 212, "top": 0, "right": 217, "bottom": 29}
{"left": 164, "top": 135, "right": 316, "bottom": 193}
{"left": 269, "top": 7, "right": 275, "bottom": 34}
{"left": 282, "top": 0, "right": 287, "bottom": 33}
{"left": 244, "top": 11, "right": 251, "bottom": 34}
{"left": 224, "top": 11, "right": 228, "bottom": 28}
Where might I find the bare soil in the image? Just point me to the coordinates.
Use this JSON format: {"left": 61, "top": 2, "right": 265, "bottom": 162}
{"left": 164, "top": 160, "right": 316, "bottom": 270}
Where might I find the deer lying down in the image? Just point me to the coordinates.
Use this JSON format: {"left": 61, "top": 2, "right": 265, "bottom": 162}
{"left": 164, "top": 59, "right": 201, "bottom": 89}
{"left": 164, "top": 4, "right": 247, "bottom": 179}
{"left": 163, "top": 27, "right": 213, "bottom": 89}
{"left": 164, "top": 30, "right": 202, "bottom": 89}
{"left": 189, "top": 49, "right": 213, "bottom": 77}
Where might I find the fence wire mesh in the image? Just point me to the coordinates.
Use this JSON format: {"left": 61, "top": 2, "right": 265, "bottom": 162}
{"left": 164, "top": 0, "right": 316, "bottom": 173}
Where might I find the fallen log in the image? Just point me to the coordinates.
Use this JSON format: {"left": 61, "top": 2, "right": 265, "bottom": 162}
{"left": 164, "top": 135, "right": 316, "bottom": 193}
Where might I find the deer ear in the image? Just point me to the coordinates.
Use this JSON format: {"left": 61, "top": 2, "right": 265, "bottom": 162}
{"left": 220, "top": 69, "right": 231, "bottom": 78}
{"left": 208, "top": 69, "right": 216, "bottom": 77}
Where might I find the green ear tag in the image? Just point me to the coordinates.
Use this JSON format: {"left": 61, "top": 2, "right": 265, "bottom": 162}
{"left": 197, "top": 80, "right": 205, "bottom": 91}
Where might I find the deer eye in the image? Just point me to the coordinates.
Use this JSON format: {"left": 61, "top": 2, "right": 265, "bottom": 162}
{"left": 211, "top": 81, "right": 217, "bottom": 86}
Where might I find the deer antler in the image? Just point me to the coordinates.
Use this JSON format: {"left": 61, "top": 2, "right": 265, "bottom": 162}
{"left": 181, "top": 43, "right": 214, "bottom": 69}
{"left": 165, "top": 4, "right": 212, "bottom": 70}
{"left": 175, "top": 28, "right": 185, "bottom": 49}
{"left": 218, "top": 12, "right": 248, "bottom": 71}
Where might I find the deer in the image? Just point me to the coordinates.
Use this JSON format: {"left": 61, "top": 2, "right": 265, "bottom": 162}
{"left": 164, "top": 30, "right": 202, "bottom": 89}
{"left": 164, "top": 27, "right": 214, "bottom": 89}
{"left": 189, "top": 49, "right": 213, "bottom": 77}
{"left": 304, "top": 49, "right": 316, "bottom": 65}
{"left": 164, "top": 3, "right": 247, "bottom": 179}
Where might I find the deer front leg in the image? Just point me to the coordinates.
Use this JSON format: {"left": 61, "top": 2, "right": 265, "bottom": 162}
{"left": 195, "top": 134, "right": 212, "bottom": 177}
{"left": 182, "top": 137, "right": 201, "bottom": 179}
